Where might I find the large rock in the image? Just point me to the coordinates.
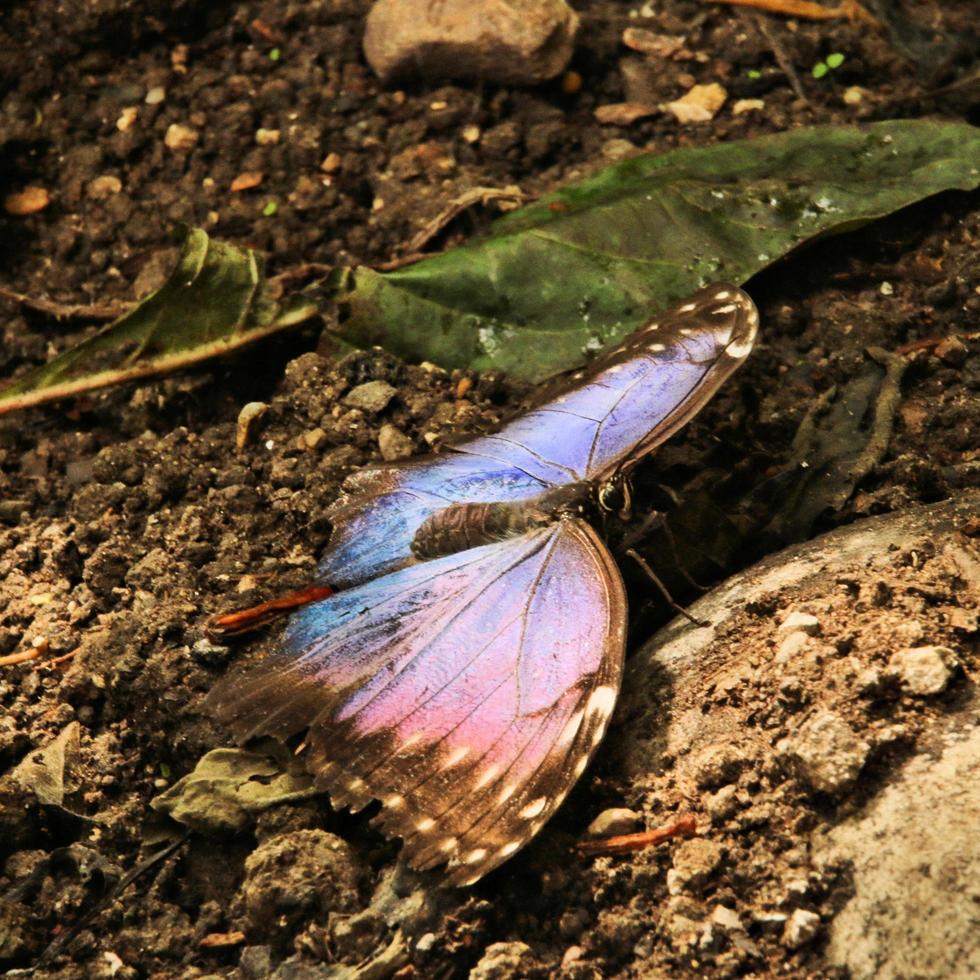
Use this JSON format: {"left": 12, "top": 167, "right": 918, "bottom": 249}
{"left": 612, "top": 491, "right": 979, "bottom": 977}
{"left": 363, "top": 0, "right": 579, "bottom": 86}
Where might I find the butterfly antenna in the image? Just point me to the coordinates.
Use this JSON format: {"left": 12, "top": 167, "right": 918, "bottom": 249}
{"left": 625, "top": 548, "right": 709, "bottom": 628}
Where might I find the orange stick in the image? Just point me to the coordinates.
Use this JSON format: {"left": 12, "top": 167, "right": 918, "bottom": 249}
{"left": 576, "top": 814, "right": 697, "bottom": 857}
{"left": 710, "top": 0, "right": 878, "bottom": 25}
{"left": 208, "top": 584, "right": 334, "bottom": 638}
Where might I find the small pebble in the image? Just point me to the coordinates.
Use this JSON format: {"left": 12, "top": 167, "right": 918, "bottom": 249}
{"left": 732, "top": 98, "right": 764, "bottom": 115}
{"left": 116, "top": 106, "right": 139, "bottom": 131}
{"left": 236, "top": 402, "right": 269, "bottom": 450}
{"left": 778, "top": 611, "right": 821, "bottom": 636}
{"left": 344, "top": 380, "right": 397, "bottom": 413}
{"left": 782, "top": 908, "right": 821, "bottom": 949}
{"left": 302, "top": 427, "right": 328, "bottom": 450}
{"left": 586, "top": 807, "right": 642, "bottom": 838}
{"left": 145, "top": 86, "right": 166, "bottom": 104}
{"left": 710, "top": 905, "right": 744, "bottom": 933}
{"left": 469, "top": 941, "right": 536, "bottom": 980}
{"left": 87, "top": 175, "right": 122, "bottom": 200}
{"left": 165, "top": 123, "right": 199, "bottom": 151}
{"left": 255, "top": 128, "right": 280, "bottom": 145}
{"left": 378, "top": 423, "right": 415, "bottom": 461}
{"left": 887, "top": 645, "right": 956, "bottom": 695}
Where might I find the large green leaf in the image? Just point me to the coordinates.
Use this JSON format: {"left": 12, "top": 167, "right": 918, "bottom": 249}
{"left": 0, "top": 228, "right": 318, "bottom": 414}
{"left": 337, "top": 120, "right": 980, "bottom": 382}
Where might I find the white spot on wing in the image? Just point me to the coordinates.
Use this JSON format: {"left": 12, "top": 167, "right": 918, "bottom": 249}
{"left": 348, "top": 778, "right": 367, "bottom": 792}
{"left": 574, "top": 756, "right": 589, "bottom": 777}
{"left": 679, "top": 302, "right": 697, "bottom": 312}
{"left": 385, "top": 794, "right": 405, "bottom": 809}
{"left": 474, "top": 764, "right": 500, "bottom": 790}
{"left": 498, "top": 840, "right": 522, "bottom": 858}
{"left": 713, "top": 303, "right": 737, "bottom": 314}
{"left": 715, "top": 290, "right": 731, "bottom": 300}
{"left": 587, "top": 685, "right": 617, "bottom": 720}
{"left": 649, "top": 343, "right": 666, "bottom": 352}
{"left": 726, "top": 336, "right": 755, "bottom": 358}
{"left": 416, "top": 817, "right": 435, "bottom": 832}
{"left": 497, "top": 783, "right": 517, "bottom": 804}
{"left": 465, "top": 848, "right": 488, "bottom": 864}
{"left": 519, "top": 797, "right": 547, "bottom": 819}
{"left": 440, "top": 837, "right": 458, "bottom": 852}
{"left": 443, "top": 745, "right": 470, "bottom": 769}
{"left": 559, "top": 710, "right": 585, "bottom": 747}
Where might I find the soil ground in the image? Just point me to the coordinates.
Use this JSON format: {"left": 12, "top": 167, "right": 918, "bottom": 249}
{"left": 1, "top": 1, "right": 978, "bottom": 978}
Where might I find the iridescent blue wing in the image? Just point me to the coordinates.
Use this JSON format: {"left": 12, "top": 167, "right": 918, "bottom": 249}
{"left": 456, "top": 284, "right": 758, "bottom": 484}
{"left": 211, "top": 518, "right": 626, "bottom": 886}
{"left": 318, "top": 284, "right": 757, "bottom": 588}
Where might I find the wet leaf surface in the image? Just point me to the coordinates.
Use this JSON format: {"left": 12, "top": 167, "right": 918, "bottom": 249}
{"left": 337, "top": 120, "right": 980, "bottom": 381}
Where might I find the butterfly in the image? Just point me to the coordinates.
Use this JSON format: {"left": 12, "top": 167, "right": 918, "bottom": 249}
{"left": 210, "top": 283, "right": 758, "bottom": 886}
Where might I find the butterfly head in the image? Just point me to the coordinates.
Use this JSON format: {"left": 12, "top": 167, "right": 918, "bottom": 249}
{"left": 597, "top": 473, "right": 633, "bottom": 522}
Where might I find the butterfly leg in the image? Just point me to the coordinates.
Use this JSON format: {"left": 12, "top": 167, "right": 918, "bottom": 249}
{"left": 624, "top": 548, "right": 709, "bottom": 628}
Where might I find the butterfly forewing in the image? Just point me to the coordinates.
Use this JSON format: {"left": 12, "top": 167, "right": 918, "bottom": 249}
{"left": 456, "top": 284, "right": 758, "bottom": 484}
{"left": 211, "top": 519, "right": 626, "bottom": 885}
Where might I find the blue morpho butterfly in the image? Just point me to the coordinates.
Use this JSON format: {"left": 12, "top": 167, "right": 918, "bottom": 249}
{"left": 210, "top": 284, "right": 758, "bottom": 886}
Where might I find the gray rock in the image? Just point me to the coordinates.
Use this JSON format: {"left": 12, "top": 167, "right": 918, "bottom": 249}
{"left": 778, "top": 711, "right": 869, "bottom": 794}
{"left": 363, "top": 0, "right": 579, "bottom": 86}
{"left": 823, "top": 707, "right": 980, "bottom": 979}
{"left": 343, "top": 380, "right": 397, "bottom": 413}
{"left": 783, "top": 908, "right": 821, "bottom": 948}
{"left": 710, "top": 904, "right": 745, "bottom": 933}
{"left": 585, "top": 807, "right": 642, "bottom": 838}
{"left": 887, "top": 645, "right": 956, "bottom": 695}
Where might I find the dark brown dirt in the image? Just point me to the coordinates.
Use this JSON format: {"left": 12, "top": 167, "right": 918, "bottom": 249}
{"left": 1, "top": 1, "right": 978, "bottom": 978}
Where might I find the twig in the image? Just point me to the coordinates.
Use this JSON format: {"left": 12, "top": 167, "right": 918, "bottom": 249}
{"left": 208, "top": 584, "right": 334, "bottom": 638}
{"left": 576, "top": 814, "right": 698, "bottom": 857}
{"left": 377, "top": 186, "right": 526, "bottom": 271}
{"left": 748, "top": 11, "right": 808, "bottom": 103}
{"left": 0, "top": 285, "right": 129, "bottom": 321}
{"left": 710, "top": 0, "right": 878, "bottom": 26}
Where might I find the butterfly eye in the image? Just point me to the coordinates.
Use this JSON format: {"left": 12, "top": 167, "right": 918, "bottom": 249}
{"left": 598, "top": 478, "right": 632, "bottom": 520}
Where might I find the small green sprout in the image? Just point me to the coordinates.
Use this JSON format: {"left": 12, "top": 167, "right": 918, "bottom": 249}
{"left": 262, "top": 200, "right": 278, "bottom": 217}
{"left": 747, "top": 69, "right": 762, "bottom": 80}
{"left": 812, "top": 53, "right": 845, "bottom": 79}
{"left": 269, "top": 47, "right": 281, "bottom": 62}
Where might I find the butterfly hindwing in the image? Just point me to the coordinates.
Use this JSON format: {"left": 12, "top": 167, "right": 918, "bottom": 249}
{"left": 211, "top": 518, "right": 626, "bottom": 885}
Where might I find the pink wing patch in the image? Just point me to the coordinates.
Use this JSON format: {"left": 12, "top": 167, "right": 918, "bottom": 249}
{"left": 211, "top": 519, "right": 626, "bottom": 885}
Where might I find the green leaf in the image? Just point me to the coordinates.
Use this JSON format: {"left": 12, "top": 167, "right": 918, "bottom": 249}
{"left": 812, "top": 61, "right": 829, "bottom": 79}
{"left": 826, "top": 52, "right": 845, "bottom": 70}
{"left": 0, "top": 228, "right": 318, "bottom": 414}
{"left": 335, "top": 120, "right": 980, "bottom": 382}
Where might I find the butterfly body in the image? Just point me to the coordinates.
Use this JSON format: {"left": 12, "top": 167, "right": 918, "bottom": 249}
{"left": 411, "top": 481, "right": 594, "bottom": 560}
{"left": 211, "top": 284, "right": 758, "bottom": 886}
